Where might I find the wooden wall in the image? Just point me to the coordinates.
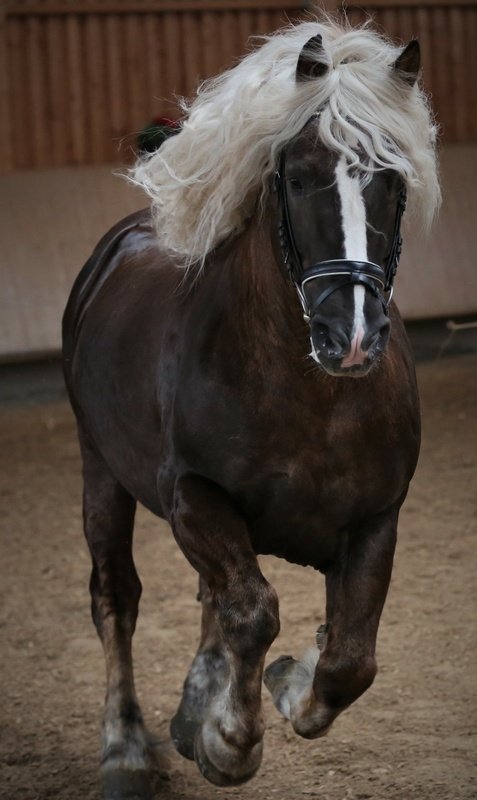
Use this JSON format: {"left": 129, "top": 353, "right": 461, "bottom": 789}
{"left": 1, "top": 0, "right": 476, "bottom": 170}
{"left": 1, "top": 0, "right": 308, "bottom": 168}
{"left": 345, "top": 0, "right": 477, "bottom": 144}
{"left": 1, "top": 1, "right": 476, "bottom": 357}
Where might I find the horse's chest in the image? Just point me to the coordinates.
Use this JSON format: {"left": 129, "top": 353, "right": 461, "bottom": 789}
{"left": 246, "top": 418, "right": 415, "bottom": 566}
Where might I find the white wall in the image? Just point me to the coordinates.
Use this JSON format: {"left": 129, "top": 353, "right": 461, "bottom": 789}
{"left": 0, "top": 145, "right": 476, "bottom": 360}
{"left": 0, "top": 168, "right": 145, "bottom": 360}
{"left": 394, "top": 144, "right": 477, "bottom": 319}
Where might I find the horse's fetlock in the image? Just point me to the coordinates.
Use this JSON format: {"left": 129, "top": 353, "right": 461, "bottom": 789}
{"left": 316, "top": 654, "right": 377, "bottom": 709}
{"left": 118, "top": 697, "right": 143, "bottom": 726}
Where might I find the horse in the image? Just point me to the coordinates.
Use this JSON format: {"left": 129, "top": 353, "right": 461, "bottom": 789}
{"left": 62, "top": 17, "right": 440, "bottom": 800}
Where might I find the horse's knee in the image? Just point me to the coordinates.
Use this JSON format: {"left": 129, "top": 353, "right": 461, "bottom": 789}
{"left": 218, "top": 580, "right": 280, "bottom": 658}
{"left": 315, "top": 654, "right": 377, "bottom": 709}
{"left": 90, "top": 558, "right": 142, "bottom": 638}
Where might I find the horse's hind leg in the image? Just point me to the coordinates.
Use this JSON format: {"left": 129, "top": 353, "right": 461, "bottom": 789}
{"left": 80, "top": 431, "right": 152, "bottom": 800}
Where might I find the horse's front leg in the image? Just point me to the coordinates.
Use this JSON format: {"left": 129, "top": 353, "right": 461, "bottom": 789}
{"left": 265, "top": 505, "right": 399, "bottom": 739}
{"left": 170, "top": 475, "right": 280, "bottom": 786}
{"left": 170, "top": 576, "right": 228, "bottom": 760}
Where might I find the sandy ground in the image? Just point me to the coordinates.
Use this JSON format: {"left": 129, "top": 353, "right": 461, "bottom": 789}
{"left": 0, "top": 354, "right": 476, "bottom": 800}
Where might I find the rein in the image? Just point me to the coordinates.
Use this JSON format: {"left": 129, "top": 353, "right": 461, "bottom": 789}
{"left": 275, "top": 152, "right": 407, "bottom": 323}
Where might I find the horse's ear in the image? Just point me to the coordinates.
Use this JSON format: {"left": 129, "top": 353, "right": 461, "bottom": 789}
{"left": 296, "top": 34, "right": 329, "bottom": 82}
{"left": 393, "top": 39, "right": 420, "bottom": 86}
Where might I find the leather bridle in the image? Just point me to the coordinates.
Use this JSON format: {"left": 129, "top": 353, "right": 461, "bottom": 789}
{"left": 275, "top": 151, "right": 407, "bottom": 323}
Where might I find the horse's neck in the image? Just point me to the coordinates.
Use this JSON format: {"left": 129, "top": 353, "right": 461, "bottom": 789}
{"left": 206, "top": 214, "right": 341, "bottom": 406}
{"left": 219, "top": 213, "right": 302, "bottom": 344}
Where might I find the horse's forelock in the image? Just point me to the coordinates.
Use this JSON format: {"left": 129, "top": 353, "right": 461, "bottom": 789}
{"left": 131, "top": 16, "right": 441, "bottom": 270}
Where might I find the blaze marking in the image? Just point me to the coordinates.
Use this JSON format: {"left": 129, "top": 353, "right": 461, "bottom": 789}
{"left": 335, "top": 156, "right": 368, "bottom": 364}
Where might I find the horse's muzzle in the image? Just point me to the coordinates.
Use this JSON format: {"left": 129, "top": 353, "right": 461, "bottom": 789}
{"left": 311, "top": 315, "right": 390, "bottom": 377}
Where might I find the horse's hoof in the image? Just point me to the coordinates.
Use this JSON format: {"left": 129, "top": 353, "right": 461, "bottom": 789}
{"left": 264, "top": 654, "right": 316, "bottom": 721}
{"left": 263, "top": 654, "right": 296, "bottom": 690}
{"left": 193, "top": 729, "right": 261, "bottom": 787}
{"left": 170, "top": 708, "right": 199, "bottom": 761}
{"left": 170, "top": 648, "right": 228, "bottom": 761}
{"left": 101, "top": 768, "right": 154, "bottom": 800}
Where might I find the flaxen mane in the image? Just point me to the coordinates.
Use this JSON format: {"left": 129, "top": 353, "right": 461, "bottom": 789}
{"left": 133, "top": 17, "right": 440, "bottom": 267}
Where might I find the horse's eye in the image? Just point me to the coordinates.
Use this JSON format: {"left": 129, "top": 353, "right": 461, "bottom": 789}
{"left": 288, "top": 177, "right": 304, "bottom": 195}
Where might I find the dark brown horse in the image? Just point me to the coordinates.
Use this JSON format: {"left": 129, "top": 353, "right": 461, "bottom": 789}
{"left": 62, "top": 20, "right": 440, "bottom": 800}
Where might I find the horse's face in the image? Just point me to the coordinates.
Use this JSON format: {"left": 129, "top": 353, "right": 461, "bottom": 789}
{"left": 280, "top": 129, "right": 406, "bottom": 377}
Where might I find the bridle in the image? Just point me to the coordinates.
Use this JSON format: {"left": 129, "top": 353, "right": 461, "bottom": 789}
{"left": 275, "top": 151, "right": 407, "bottom": 323}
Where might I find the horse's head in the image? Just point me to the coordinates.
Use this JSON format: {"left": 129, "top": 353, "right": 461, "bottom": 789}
{"left": 135, "top": 21, "right": 440, "bottom": 374}
{"left": 274, "top": 35, "right": 421, "bottom": 378}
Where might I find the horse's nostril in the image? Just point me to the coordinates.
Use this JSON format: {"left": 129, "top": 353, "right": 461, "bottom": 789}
{"left": 368, "top": 331, "right": 381, "bottom": 350}
{"left": 364, "top": 320, "right": 390, "bottom": 352}
{"left": 313, "top": 322, "right": 349, "bottom": 358}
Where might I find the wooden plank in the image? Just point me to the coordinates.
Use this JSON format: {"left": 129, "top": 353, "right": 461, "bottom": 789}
{"left": 104, "top": 13, "right": 124, "bottom": 158}
{"left": 449, "top": 6, "right": 468, "bottom": 141}
{"left": 256, "top": 10, "right": 273, "bottom": 35}
{"left": 163, "top": 12, "right": 182, "bottom": 96}
{"left": 123, "top": 13, "right": 145, "bottom": 153}
{"left": 346, "top": 0, "right": 477, "bottom": 6}
{"left": 46, "top": 14, "right": 69, "bottom": 166}
{"left": 237, "top": 9, "right": 255, "bottom": 56}
{"left": 379, "top": 8, "right": 398, "bottom": 40}
{"left": 26, "top": 17, "right": 49, "bottom": 167}
{"left": 157, "top": 13, "right": 172, "bottom": 120}
{"left": 8, "top": 17, "right": 29, "bottom": 168}
{"left": 415, "top": 6, "right": 432, "bottom": 94}
{"left": 218, "top": 10, "right": 238, "bottom": 73}
{"left": 144, "top": 12, "right": 170, "bottom": 119}
{"left": 3, "top": 0, "right": 476, "bottom": 171}
{"left": 0, "top": 7, "right": 13, "bottom": 168}
{"left": 84, "top": 13, "right": 106, "bottom": 162}
{"left": 201, "top": 11, "right": 219, "bottom": 76}
{"left": 6, "top": 1, "right": 312, "bottom": 17}
{"left": 142, "top": 12, "right": 159, "bottom": 120}
{"left": 433, "top": 6, "right": 453, "bottom": 140}
{"left": 343, "top": 6, "right": 366, "bottom": 28}
{"left": 66, "top": 13, "right": 87, "bottom": 164}
{"left": 181, "top": 11, "right": 201, "bottom": 96}
{"left": 395, "top": 6, "right": 416, "bottom": 41}
{"left": 464, "top": 7, "right": 477, "bottom": 138}
{"left": 138, "top": 14, "right": 154, "bottom": 147}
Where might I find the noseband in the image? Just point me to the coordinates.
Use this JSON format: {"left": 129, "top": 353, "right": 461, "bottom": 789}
{"left": 275, "top": 153, "right": 407, "bottom": 323}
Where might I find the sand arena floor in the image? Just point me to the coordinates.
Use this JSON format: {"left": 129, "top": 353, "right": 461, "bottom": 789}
{"left": 0, "top": 352, "right": 476, "bottom": 800}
